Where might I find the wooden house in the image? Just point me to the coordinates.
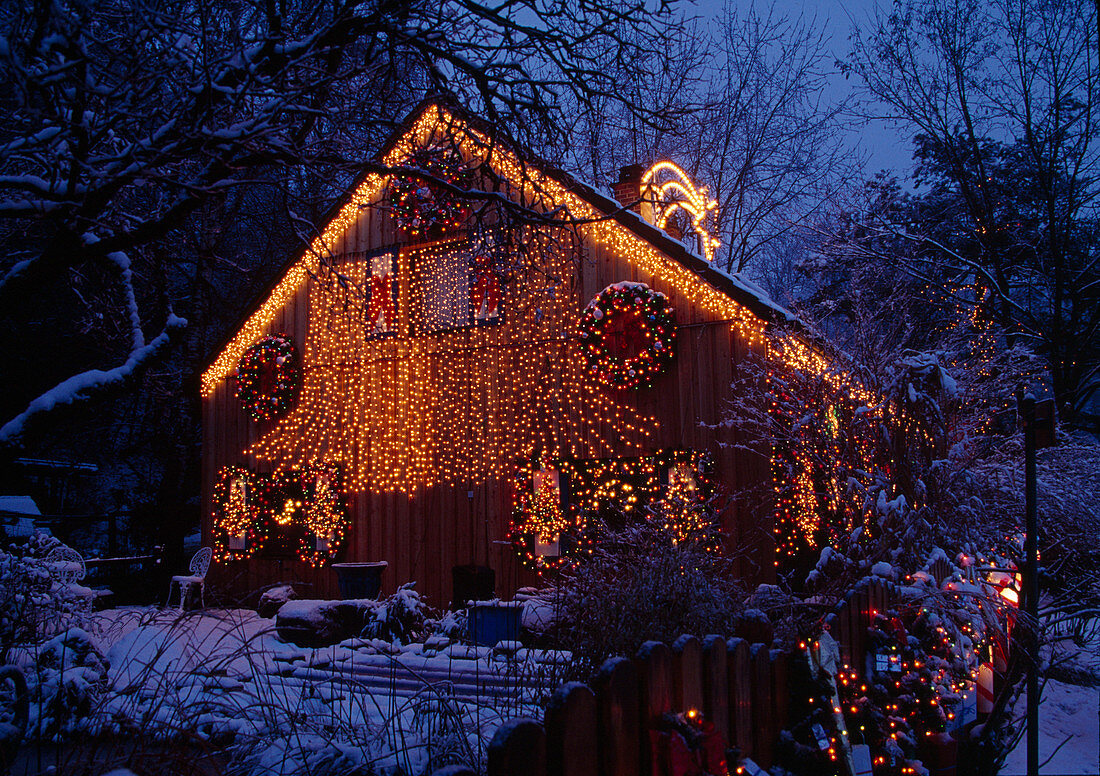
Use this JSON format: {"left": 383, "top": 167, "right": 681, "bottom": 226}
{"left": 200, "top": 103, "right": 812, "bottom": 606}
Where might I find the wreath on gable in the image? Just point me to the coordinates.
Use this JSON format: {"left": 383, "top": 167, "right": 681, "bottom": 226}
{"left": 235, "top": 334, "right": 301, "bottom": 421}
{"left": 212, "top": 465, "right": 263, "bottom": 561}
{"left": 390, "top": 146, "right": 473, "bottom": 236}
{"left": 578, "top": 282, "right": 677, "bottom": 389}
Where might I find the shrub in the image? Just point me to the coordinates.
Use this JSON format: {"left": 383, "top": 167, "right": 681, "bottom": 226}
{"left": 549, "top": 517, "right": 747, "bottom": 674}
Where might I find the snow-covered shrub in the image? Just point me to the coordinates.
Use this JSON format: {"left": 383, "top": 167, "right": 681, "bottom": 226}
{"left": 275, "top": 583, "right": 433, "bottom": 647}
{"left": 27, "top": 628, "right": 108, "bottom": 741}
{"left": 361, "top": 583, "right": 430, "bottom": 645}
{"left": 0, "top": 533, "right": 87, "bottom": 661}
{"left": 549, "top": 517, "right": 747, "bottom": 674}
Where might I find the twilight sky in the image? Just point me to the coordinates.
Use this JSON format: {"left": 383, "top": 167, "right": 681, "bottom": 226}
{"left": 697, "top": 0, "right": 915, "bottom": 178}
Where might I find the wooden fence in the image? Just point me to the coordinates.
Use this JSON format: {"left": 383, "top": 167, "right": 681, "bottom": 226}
{"left": 430, "top": 575, "right": 956, "bottom": 776}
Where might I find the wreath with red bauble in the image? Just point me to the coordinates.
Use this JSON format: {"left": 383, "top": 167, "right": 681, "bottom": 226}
{"left": 390, "top": 146, "right": 473, "bottom": 236}
{"left": 234, "top": 334, "right": 301, "bottom": 421}
{"left": 578, "top": 282, "right": 677, "bottom": 389}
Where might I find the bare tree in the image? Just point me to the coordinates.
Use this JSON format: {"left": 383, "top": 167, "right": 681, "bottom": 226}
{"left": 560, "top": 2, "right": 856, "bottom": 283}
{"left": 842, "top": 0, "right": 1100, "bottom": 427}
{"left": 0, "top": 0, "right": 689, "bottom": 448}
{"left": 694, "top": 4, "right": 856, "bottom": 276}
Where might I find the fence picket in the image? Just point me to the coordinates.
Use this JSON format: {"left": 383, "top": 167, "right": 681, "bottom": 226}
{"left": 727, "top": 637, "right": 753, "bottom": 759}
{"left": 672, "top": 634, "right": 704, "bottom": 713}
{"left": 930, "top": 557, "right": 953, "bottom": 585}
{"left": 488, "top": 718, "right": 546, "bottom": 776}
{"left": 750, "top": 643, "right": 775, "bottom": 768}
{"left": 545, "top": 682, "right": 598, "bottom": 776}
{"left": 836, "top": 598, "right": 854, "bottom": 669}
{"left": 471, "top": 574, "right": 951, "bottom": 776}
{"left": 701, "top": 635, "right": 730, "bottom": 745}
{"left": 770, "top": 649, "right": 790, "bottom": 734}
{"left": 593, "top": 657, "right": 640, "bottom": 776}
{"left": 868, "top": 579, "right": 888, "bottom": 621}
{"left": 852, "top": 588, "right": 871, "bottom": 672}
{"left": 635, "top": 641, "right": 673, "bottom": 776}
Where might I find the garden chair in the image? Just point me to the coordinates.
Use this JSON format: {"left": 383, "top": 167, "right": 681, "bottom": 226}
{"left": 167, "top": 547, "right": 212, "bottom": 610}
{"left": 43, "top": 545, "right": 95, "bottom": 626}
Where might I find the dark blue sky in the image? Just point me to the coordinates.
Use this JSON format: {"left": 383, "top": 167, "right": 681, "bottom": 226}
{"left": 698, "top": 0, "right": 914, "bottom": 177}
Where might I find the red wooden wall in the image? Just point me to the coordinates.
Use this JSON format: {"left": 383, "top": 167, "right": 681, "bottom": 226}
{"left": 202, "top": 156, "right": 774, "bottom": 608}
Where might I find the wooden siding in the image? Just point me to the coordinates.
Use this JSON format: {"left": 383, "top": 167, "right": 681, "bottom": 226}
{"left": 203, "top": 189, "right": 773, "bottom": 608}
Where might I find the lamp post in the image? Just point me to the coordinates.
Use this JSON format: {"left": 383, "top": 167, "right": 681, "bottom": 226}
{"left": 1017, "top": 390, "right": 1039, "bottom": 776}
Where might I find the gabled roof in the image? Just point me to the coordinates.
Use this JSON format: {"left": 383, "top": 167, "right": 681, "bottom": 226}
{"left": 201, "top": 102, "right": 798, "bottom": 397}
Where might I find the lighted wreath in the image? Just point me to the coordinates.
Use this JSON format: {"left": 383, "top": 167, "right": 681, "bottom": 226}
{"left": 390, "top": 146, "right": 473, "bottom": 236}
{"left": 508, "top": 469, "right": 575, "bottom": 572}
{"left": 212, "top": 465, "right": 264, "bottom": 561}
{"left": 295, "top": 463, "right": 349, "bottom": 567}
{"left": 235, "top": 334, "right": 301, "bottom": 421}
{"left": 578, "top": 282, "right": 677, "bottom": 389}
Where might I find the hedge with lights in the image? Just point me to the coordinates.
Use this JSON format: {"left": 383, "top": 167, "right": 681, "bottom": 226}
{"left": 390, "top": 146, "right": 473, "bottom": 236}
{"left": 234, "top": 334, "right": 301, "bottom": 421}
{"left": 578, "top": 282, "right": 677, "bottom": 389}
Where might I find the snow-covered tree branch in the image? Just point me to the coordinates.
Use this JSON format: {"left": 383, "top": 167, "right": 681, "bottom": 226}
{"left": 0, "top": 0, "right": 686, "bottom": 447}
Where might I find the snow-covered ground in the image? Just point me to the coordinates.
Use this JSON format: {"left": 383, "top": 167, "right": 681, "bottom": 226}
{"left": 1001, "top": 619, "right": 1100, "bottom": 775}
{"left": 1000, "top": 680, "right": 1099, "bottom": 775}
{"left": 11, "top": 606, "right": 565, "bottom": 776}
{"left": 9, "top": 605, "right": 1097, "bottom": 775}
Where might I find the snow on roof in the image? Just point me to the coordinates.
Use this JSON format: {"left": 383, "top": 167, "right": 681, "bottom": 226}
{"left": 555, "top": 169, "right": 801, "bottom": 325}
{"left": 0, "top": 495, "right": 40, "bottom": 515}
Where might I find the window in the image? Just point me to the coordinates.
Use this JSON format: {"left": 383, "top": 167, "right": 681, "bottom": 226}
{"left": 363, "top": 248, "right": 399, "bottom": 339}
{"left": 412, "top": 239, "right": 503, "bottom": 334}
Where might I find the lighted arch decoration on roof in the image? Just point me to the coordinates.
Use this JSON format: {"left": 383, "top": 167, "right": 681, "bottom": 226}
{"left": 201, "top": 106, "right": 766, "bottom": 399}
{"left": 641, "top": 161, "right": 720, "bottom": 263}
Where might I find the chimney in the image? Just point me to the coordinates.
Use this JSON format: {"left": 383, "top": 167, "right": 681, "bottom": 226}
{"left": 612, "top": 164, "right": 644, "bottom": 213}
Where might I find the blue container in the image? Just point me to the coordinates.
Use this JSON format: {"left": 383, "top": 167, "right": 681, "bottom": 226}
{"left": 467, "top": 601, "right": 523, "bottom": 646}
{"left": 331, "top": 561, "right": 387, "bottom": 599}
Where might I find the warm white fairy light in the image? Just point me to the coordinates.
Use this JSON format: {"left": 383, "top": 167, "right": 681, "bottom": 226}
{"left": 202, "top": 106, "right": 774, "bottom": 398}
{"left": 244, "top": 229, "right": 659, "bottom": 494}
{"left": 206, "top": 105, "right": 891, "bottom": 512}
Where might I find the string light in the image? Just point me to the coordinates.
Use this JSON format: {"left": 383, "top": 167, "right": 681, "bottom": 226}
{"left": 212, "top": 465, "right": 260, "bottom": 561}
{"left": 201, "top": 104, "right": 771, "bottom": 400}
{"left": 641, "top": 161, "right": 721, "bottom": 262}
{"left": 507, "top": 450, "right": 717, "bottom": 570}
{"left": 211, "top": 463, "right": 349, "bottom": 566}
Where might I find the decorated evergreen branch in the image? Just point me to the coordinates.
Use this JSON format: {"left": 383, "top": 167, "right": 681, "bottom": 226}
{"left": 578, "top": 282, "right": 677, "bottom": 389}
{"left": 234, "top": 334, "right": 301, "bottom": 421}
{"left": 390, "top": 145, "right": 473, "bottom": 236}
